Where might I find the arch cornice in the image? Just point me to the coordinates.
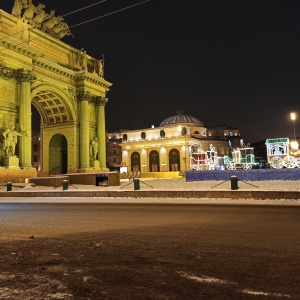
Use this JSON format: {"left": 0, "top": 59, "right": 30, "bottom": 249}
{"left": 0, "top": 34, "right": 38, "bottom": 58}
{"left": 75, "top": 73, "right": 112, "bottom": 89}
{"left": 33, "top": 57, "right": 76, "bottom": 81}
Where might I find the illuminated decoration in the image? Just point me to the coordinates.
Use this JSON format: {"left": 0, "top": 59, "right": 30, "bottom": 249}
{"left": 190, "top": 144, "right": 218, "bottom": 171}
{"left": 190, "top": 142, "right": 256, "bottom": 171}
{"left": 223, "top": 144, "right": 255, "bottom": 170}
{"left": 265, "top": 137, "right": 300, "bottom": 168}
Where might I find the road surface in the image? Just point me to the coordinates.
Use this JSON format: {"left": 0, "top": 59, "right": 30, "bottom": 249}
{"left": 0, "top": 202, "right": 299, "bottom": 299}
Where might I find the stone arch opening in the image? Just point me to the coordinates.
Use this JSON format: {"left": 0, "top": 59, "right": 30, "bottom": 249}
{"left": 30, "top": 85, "right": 76, "bottom": 175}
{"left": 31, "top": 104, "right": 41, "bottom": 128}
{"left": 31, "top": 85, "right": 75, "bottom": 126}
{"left": 49, "top": 134, "right": 68, "bottom": 175}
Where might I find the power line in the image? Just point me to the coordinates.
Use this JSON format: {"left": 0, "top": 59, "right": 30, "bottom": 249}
{"left": 0, "top": 0, "right": 108, "bottom": 42}
{"left": 0, "top": 0, "right": 151, "bottom": 53}
{"left": 70, "top": 0, "right": 151, "bottom": 28}
{"left": 61, "top": 0, "right": 107, "bottom": 17}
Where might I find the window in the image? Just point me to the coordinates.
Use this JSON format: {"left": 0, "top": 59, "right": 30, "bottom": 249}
{"left": 33, "top": 155, "right": 38, "bottom": 162}
{"left": 113, "top": 150, "right": 116, "bottom": 155}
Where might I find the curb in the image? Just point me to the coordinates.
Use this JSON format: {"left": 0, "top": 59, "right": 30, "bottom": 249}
{"left": 0, "top": 190, "right": 300, "bottom": 200}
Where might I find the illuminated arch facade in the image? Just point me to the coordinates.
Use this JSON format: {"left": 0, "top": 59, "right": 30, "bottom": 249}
{"left": 0, "top": 8, "right": 112, "bottom": 182}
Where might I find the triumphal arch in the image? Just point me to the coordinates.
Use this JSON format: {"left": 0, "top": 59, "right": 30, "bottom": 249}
{"left": 0, "top": 3, "right": 112, "bottom": 183}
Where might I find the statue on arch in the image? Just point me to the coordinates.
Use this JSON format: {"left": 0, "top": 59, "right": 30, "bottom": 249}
{"left": 98, "top": 54, "right": 105, "bottom": 77}
{"left": 32, "top": 3, "right": 50, "bottom": 29}
{"left": 78, "top": 48, "right": 87, "bottom": 71}
{"left": 22, "top": 0, "right": 37, "bottom": 25}
{"left": 2, "top": 125, "right": 25, "bottom": 157}
{"left": 12, "top": 0, "right": 25, "bottom": 18}
{"left": 90, "top": 137, "right": 99, "bottom": 160}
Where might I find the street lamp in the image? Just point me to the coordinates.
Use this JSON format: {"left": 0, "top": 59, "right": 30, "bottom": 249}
{"left": 181, "top": 126, "right": 188, "bottom": 172}
{"left": 290, "top": 112, "right": 298, "bottom": 150}
{"left": 177, "top": 125, "right": 188, "bottom": 172}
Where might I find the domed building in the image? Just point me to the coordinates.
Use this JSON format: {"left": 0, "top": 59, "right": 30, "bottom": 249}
{"left": 119, "top": 111, "right": 241, "bottom": 177}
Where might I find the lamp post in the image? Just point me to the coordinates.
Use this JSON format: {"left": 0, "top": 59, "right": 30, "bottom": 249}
{"left": 181, "top": 126, "right": 188, "bottom": 172}
{"left": 290, "top": 112, "right": 298, "bottom": 150}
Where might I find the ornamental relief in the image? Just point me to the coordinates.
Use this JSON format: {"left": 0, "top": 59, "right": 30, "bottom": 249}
{"left": 0, "top": 63, "right": 17, "bottom": 81}
{"left": 0, "top": 63, "right": 36, "bottom": 83}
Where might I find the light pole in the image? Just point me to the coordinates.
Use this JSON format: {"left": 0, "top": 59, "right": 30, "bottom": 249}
{"left": 178, "top": 125, "right": 188, "bottom": 172}
{"left": 290, "top": 112, "right": 298, "bottom": 150}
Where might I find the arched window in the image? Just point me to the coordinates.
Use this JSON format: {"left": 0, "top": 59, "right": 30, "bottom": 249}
{"left": 131, "top": 152, "right": 140, "bottom": 172}
{"left": 169, "top": 148, "right": 180, "bottom": 171}
{"left": 149, "top": 150, "right": 160, "bottom": 172}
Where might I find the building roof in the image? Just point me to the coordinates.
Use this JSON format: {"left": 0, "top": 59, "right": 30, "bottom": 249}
{"left": 159, "top": 110, "right": 204, "bottom": 127}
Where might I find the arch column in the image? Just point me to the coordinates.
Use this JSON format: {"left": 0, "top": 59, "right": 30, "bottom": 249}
{"left": 17, "top": 69, "right": 36, "bottom": 169}
{"left": 96, "top": 97, "right": 108, "bottom": 168}
{"left": 79, "top": 92, "right": 91, "bottom": 169}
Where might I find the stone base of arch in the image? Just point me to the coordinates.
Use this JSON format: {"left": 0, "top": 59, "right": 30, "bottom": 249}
{"left": 76, "top": 167, "right": 109, "bottom": 173}
{"left": 0, "top": 169, "right": 37, "bottom": 184}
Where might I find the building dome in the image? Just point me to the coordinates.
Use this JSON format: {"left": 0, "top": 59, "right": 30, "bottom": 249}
{"left": 159, "top": 110, "right": 204, "bottom": 127}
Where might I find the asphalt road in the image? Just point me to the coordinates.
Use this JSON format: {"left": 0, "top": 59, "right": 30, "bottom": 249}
{"left": 0, "top": 203, "right": 300, "bottom": 299}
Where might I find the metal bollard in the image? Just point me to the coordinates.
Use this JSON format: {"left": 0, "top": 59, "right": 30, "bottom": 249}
{"left": 230, "top": 175, "right": 238, "bottom": 190}
{"left": 62, "top": 180, "right": 69, "bottom": 191}
{"left": 133, "top": 179, "right": 140, "bottom": 190}
{"left": 7, "top": 182, "right": 12, "bottom": 192}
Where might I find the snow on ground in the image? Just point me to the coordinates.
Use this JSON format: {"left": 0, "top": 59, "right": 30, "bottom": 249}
{"left": 17, "top": 177, "right": 300, "bottom": 192}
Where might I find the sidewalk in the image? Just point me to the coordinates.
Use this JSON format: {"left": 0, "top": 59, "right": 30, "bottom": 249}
{"left": 0, "top": 178, "right": 300, "bottom": 203}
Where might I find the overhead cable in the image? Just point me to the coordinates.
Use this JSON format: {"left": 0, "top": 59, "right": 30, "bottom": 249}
{"left": 0, "top": 0, "right": 151, "bottom": 52}
{"left": 61, "top": 0, "right": 107, "bottom": 17}
{"left": 70, "top": 0, "right": 151, "bottom": 28}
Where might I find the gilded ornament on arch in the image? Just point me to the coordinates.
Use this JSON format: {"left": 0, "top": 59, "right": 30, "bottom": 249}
{"left": 15, "top": 69, "right": 36, "bottom": 82}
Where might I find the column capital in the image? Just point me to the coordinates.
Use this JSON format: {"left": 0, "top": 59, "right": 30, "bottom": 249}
{"left": 78, "top": 92, "right": 92, "bottom": 102}
{"left": 16, "top": 69, "right": 36, "bottom": 83}
{"left": 96, "top": 97, "right": 108, "bottom": 107}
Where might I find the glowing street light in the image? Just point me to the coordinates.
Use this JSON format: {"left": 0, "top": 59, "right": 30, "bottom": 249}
{"left": 290, "top": 112, "right": 298, "bottom": 150}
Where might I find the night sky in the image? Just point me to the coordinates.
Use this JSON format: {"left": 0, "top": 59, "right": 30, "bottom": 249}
{"left": 2, "top": 0, "right": 300, "bottom": 143}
